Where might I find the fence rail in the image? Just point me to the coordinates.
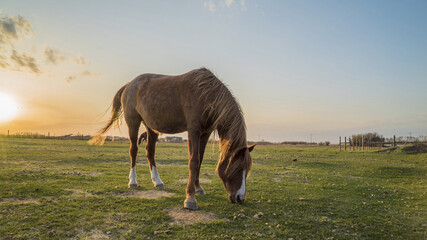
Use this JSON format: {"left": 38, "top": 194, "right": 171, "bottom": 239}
{"left": 339, "top": 135, "right": 422, "bottom": 151}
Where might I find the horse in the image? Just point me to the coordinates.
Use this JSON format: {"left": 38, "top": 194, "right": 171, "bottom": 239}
{"left": 92, "top": 68, "right": 255, "bottom": 210}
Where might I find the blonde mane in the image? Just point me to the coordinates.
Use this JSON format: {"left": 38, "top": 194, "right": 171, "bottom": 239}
{"left": 191, "top": 68, "right": 251, "bottom": 177}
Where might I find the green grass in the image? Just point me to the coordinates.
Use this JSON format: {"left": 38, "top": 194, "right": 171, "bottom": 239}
{"left": 0, "top": 137, "right": 426, "bottom": 239}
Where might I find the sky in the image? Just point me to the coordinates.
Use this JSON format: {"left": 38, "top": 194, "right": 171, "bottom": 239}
{"left": 0, "top": 0, "right": 426, "bottom": 143}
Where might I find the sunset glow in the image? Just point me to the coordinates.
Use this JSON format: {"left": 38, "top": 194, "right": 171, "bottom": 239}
{"left": 0, "top": 92, "right": 19, "bottom": 123}
{"left": 0, "top": 1, "right": 426, "bottom": 141}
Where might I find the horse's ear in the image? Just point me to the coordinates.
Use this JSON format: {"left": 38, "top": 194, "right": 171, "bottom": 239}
{"left": 232, "top": 146, "right": 248, "bottom": 159}
{"left": 232, "top": 144, "right": 255, "bottom": 159}
{"left": 248, "top": 144, "right": 256, "bottom": 152}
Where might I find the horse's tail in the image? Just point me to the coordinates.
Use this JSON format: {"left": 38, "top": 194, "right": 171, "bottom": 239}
{"left": 89, "top": 84, "right": 128, "bottom": 145}
{"left": 99, "top": 84, "right": 127, "bottom": 134}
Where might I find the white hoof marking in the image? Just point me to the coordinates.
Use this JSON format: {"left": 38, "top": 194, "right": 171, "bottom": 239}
{"left": 129, "top": 166, "right": 137, "bottom": 186}
{"left": 151, "top": 166, "right": 164, "bottom": 187}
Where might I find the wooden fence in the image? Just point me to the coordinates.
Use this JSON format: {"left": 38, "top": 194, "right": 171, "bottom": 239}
{"left": 338, "top": 135, "right": 415, "bottom": 151}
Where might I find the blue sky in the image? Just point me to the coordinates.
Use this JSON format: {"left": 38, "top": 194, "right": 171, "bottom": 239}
{"left": 1, "top": 0, "right": 426, "bottom": 142}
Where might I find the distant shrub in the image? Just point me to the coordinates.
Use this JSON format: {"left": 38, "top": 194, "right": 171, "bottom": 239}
{"left": 352, "top": 132, "right": 384, "bottom": 145}
{"left": 281, "top": 141, "right": 314, "bottom": 145}
{"left": 318, "top": 141, "right": 330, "bottom": 146}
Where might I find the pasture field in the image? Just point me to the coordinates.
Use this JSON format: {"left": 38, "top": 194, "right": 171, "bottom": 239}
{"left": 0, "top": 137, "right": 426, "bottom": 239}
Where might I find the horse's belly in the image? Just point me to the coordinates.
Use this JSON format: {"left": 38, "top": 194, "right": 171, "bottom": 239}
{"left": 144, "top": 116, "right": 187, "bottom": 134}
{"left": 138, "top": 104, "right": 187, "bottom": 134}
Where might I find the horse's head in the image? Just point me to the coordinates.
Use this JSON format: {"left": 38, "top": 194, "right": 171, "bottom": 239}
{"left": 218, "top": 144, "right": 255, "bottom": 204}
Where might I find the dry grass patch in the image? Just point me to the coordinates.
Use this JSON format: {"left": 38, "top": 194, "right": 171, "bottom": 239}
{"left": 105, "top": 212, "right": 131, "bottom": 223}
{"left": 0, "top": 198, "right": 40, "bottom": 205}
{"left": 273, "top": 177, "right": 282, "bottom": 182}
{"left": 71, "top": 229, "right": 110, "bottom": 240}
{"left": 165, "top": 207, "right": 224, "bottom": 226}
{"left": 66, "top": 188, "right": 97, "bottom": 198}
{"left": 117, "top": 190, "right": 175, "bottom": 199}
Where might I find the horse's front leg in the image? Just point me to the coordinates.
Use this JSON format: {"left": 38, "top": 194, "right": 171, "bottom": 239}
{"left": 184, "top": 130, "right": 201, "bottom": 210}
{"left": 195, "top": 132, "right": 211, "bottom": 195}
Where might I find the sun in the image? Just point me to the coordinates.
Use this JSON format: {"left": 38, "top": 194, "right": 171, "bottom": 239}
{"left": 0, "top": 92, "right": 20, "bottom": 123}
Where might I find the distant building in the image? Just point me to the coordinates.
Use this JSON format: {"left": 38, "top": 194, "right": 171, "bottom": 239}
{"left": 165, "top": 136, "right": 183, "bottom": 142}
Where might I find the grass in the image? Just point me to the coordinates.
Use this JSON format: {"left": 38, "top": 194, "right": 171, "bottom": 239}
{"left": 0, "top": 137, "right": 426, "bottom": 239}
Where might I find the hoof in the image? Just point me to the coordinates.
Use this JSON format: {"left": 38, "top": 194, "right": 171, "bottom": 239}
{"left": 184, "top": 200, "right": 198, "bottom": 210}
{"left": 196, "top": 189, "right": 206, "bottom": 195}
{"left": 128, "top": 184, "right": 138, "bottom": 189}
{"left": 155, "top": 183, "right": 165, "bottom": 189}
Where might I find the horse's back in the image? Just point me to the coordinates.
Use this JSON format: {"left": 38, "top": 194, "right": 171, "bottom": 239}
{"left": 123, "top": 72, "right": 200, "bottom": 134}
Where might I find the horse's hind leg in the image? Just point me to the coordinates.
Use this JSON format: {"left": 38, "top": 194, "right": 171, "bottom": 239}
{"left": 195, "top": 132, "right": 211, "bottom": 195}
{"left": 145, "top": 128, "right": 164, "bottom": 189}
{"left": 127, "top": 121, "right": 141, "bottom": 189}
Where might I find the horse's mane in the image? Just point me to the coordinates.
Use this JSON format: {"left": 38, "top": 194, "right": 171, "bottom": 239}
{"left": 190, "top": 68, "right": 251, "bottom": 177}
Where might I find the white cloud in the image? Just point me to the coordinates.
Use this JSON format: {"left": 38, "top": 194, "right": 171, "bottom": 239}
{"left": 72, "top": 55, "right": 90, "bottom": 66}
{"left": 66, "top": 70, "right": 100, "bottom": 83}
{"left": 225, "top": 0, "right": 234, "bottom": 8}
{"left": 204, "top": 0, "right": 248, "bottom": 12}
{"left": 10, "top": 50, "right": 41, "bottom": 74}
{"left": 0, "top": 13, "right": 96, "bottom": 81}
{"left": 0, "top": 14, "right": 34, "bottom": 46}
{"left": 204, "top": 1, "right": 216, "bottom": 13}
{"left": 240, "top": 0, "right": 247, "bottom": 11}
{"left": 44, "top": 47, "right": 67, "bottom": 65}
{"left": 0, "top": 52, "right": 9, "bottom": 68}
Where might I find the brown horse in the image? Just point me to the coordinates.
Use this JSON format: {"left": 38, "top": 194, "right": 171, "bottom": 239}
{"left": 93, "top": 68, "right": 255, "bottom": 210}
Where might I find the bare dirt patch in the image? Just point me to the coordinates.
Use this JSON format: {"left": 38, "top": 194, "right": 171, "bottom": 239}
{"left": 66, "top": 188, "right": 97, "bottom": 197}
{"left": 178, "top": 178, "right": 212, "bottom": 183}
{"left": 273, "top": 177, "right": 282, "bottom": 182}
{"left": 71, "top": 229, "right": 110, "bottom": 240}
{"left": 0, "top": 198, "right": 40, "bottom": 205}
{"left": 117, "top": 190, "right": 175, "bottom": 199}
{"left": 165, "top": 207, "right": 224, "bottom": 225}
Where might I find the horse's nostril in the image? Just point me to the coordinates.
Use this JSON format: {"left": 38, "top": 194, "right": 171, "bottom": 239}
{"left": 236, "top": 195, "right": 243, "bottom": 204}
{"left": 229, "top": 195, "right": 235, "bottom": 203}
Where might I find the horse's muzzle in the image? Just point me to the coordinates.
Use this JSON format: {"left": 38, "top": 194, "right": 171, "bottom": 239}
{"left": 229, "top": 194, "right": 245, "bottom": 204}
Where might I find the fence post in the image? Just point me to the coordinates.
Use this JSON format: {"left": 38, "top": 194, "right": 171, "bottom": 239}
{"left": 362, "top": 135, "right": 364, "bottom": 151}
{"left": 339, "top": 137, "right": 341, "bottom": 151}
{"left": 345, "top": 137, "right": 347, "bottom": 151}
{"left": 356, "top": 138, "right": 359, "bottom": 151}
{"left": 393, "top": 135, "right": 396, "bottom": 147}
{"left": 352, "top": 137, "right": 355, "bottom": 151}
